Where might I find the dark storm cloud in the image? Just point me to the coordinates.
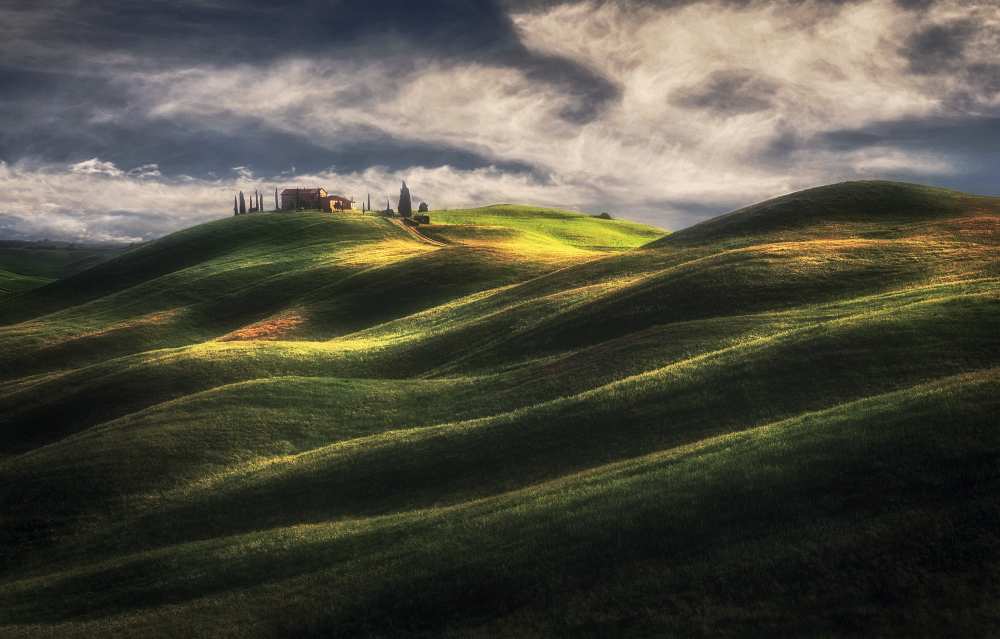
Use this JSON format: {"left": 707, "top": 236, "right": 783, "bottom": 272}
{"left": 823, "top": 117, "right": 1000, "bottom": 194}
{"left": 902, "top": 19, "right": 976, "bottom": 74}
{"left": 0, "top": 88, "right": 537, "bottom": 180}
{"left": 671, "top": 70, "right": 781, "bottom": 115}
{"left": 899, "top": 17, "right": 999, "bottom": 110}
{"left": 893, "top": 0, "right": 936, "bottom": 9}
{"left": 4, "top": 0, "right": 517, "bottom": 67}
{"left": 0, "top": 0, "right": 618, "bottom": 174}
{"left": 0, "top": 65, "right": 131, "bottom": 160}
{"left": 1, "top": 0, "right": 617, "bottom": 112}
{"left": 759, "top": 115, "right": 1000, "bottom": 195}
{"left": 821, "top": 117, "right": 1000, "bottom": 155}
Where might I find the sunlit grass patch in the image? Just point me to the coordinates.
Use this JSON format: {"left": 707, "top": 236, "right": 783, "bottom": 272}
{"left": 430, "top": 204, "right": 665, "bottom": 250}
{"left": 327, "top": 237, "right": 437, "bottom": 267}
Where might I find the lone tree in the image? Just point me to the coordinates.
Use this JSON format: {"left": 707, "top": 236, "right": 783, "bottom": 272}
{"left": 418, "top": 202, "right": 429, "bottom": 213}
{"left": 234, "top": 194, "right": 238, "bottom": 216}
{"left": 398, "top": 181, "right": 412, "bottom": 218}
{"left": 274, "top": 188, "right": 279, "bottom": 211}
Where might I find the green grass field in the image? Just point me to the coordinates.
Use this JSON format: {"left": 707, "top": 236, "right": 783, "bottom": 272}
{"left": 1, "top": 181, "right": 998, "bottom": 637}
{"left": 0, "top": 241, "right": 126, "bottom": 296}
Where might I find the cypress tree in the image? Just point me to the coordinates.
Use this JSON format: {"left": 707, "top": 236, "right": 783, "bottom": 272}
{"left": 275, "top": 188, "right": 279, "bottom": 211}
{"left": 234, "top": 194, "right": 238, "bottom": 216}
{"left": 239, "top": 191, "right": 247, "bottom": 215}
{"left": 398, "top": 181, "right": 412, "bottom": 218}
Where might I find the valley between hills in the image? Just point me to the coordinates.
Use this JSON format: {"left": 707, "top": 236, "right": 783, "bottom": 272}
{"left": 1, "top": 181, "right": 998, "bottom": 637}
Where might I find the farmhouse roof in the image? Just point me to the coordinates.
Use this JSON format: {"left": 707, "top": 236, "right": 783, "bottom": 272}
{"left": 281, "top": 187, "right": 325, "bottom": 195}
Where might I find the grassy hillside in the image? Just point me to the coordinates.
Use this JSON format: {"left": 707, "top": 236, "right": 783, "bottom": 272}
{"left": 428, "top": 204, "right": 664, "bottom": 251}
{"left": 0, "top": 241, "right": 125, "bottom": 295}
{"left": 0, "top": 269, "right": 50, "bottom": 295}
{"left": 1, "top": 184, "right": 998, "bottom": 637}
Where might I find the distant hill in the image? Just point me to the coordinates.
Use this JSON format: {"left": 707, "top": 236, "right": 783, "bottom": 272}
{"left": 0, "top": 184, "right": 998, "bottom": 637}
{"left": 656, "top": 180, "right": 985, "bottom": 246}
{"left": 0, "top": 240, "right": 127, "bottom": 296}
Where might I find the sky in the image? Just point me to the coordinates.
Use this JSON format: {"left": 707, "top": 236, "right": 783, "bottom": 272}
{"left": 0, "top": 0, "right": 997, "bottom": 242}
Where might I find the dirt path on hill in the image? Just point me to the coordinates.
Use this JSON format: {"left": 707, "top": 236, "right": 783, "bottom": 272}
{"left": 389, "top": 218, "right": 447, "bottom": 247}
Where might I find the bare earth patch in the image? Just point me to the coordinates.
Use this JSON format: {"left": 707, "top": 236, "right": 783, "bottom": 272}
{"left": 220, "top": 312, "right": 305, "bottom": 341}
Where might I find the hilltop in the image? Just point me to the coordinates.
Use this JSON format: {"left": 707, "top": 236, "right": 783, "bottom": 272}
{"left": 658, "top": 180, "right": 988, "bottom": 245}
{"left": 1, "top": 182, "right": 998, "bottom": 637}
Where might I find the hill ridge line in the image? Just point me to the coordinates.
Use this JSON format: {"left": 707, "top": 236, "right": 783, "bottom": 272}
{"left": 97, "top": 288, "right": 993, "bottom": 503}
{"left": 3, "top": 276, "right": 993, "bottom": 447}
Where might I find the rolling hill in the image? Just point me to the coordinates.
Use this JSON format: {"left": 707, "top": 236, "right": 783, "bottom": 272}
{"left": 0, "top": 241, "right": 126, "bottom": 296}
{"left": 1, "top": 182, "right": 998, "bottom": 637}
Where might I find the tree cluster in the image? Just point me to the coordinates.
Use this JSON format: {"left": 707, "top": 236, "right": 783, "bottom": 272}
{"left": 233, "top": 189, "right": 271, "bottom": 216}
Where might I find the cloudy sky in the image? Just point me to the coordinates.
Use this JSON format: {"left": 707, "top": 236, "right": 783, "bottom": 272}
{"left": 0, "top": 0, "right": 997, "bottom": 241}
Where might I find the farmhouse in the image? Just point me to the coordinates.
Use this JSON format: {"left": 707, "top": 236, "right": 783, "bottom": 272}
{"left": 280, "top": 188, "right": 356, "bottom": 212}
{"left": 281, "top": 188, "right": 326, "bottom": 210}
{"left": 325, "top": 195, "right": 354, "bottom": 211}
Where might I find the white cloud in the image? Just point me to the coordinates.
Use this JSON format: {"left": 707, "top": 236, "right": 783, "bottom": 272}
{"left": 0, "top": 160, "right": 610, "bottom": 242}
{"left": 231, "top": 166, "right": 255, "bottom": 180}
{"left": 1, "top": 160, "right": 219, "bottom": 242}
{"left": 845, "top": 147, "right": 957, "bottom": 175}
{"left": 69, "top": 158, "right": 125, "bottom": 178}
{"left": 127, "top": 163, "right": 162, "bottom": 179}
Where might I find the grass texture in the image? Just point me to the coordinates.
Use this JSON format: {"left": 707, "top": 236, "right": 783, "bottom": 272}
{"left": 1, "top": 181, "right": 998, "bottom": 637}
